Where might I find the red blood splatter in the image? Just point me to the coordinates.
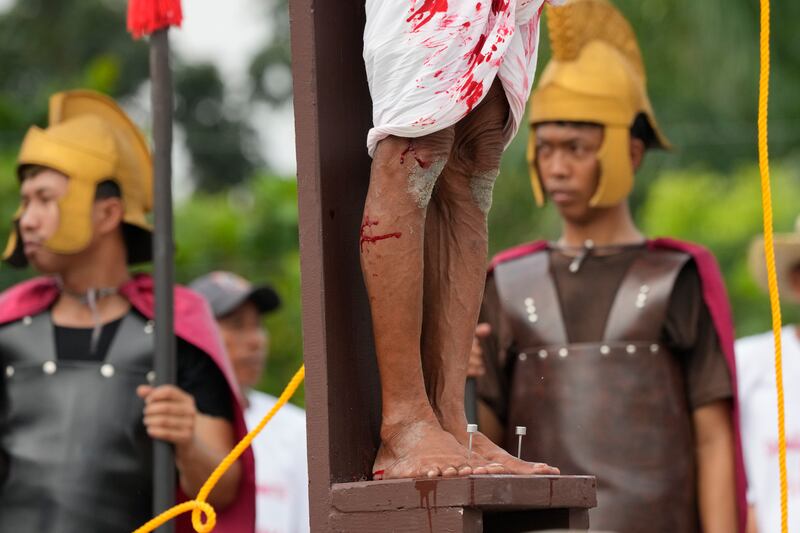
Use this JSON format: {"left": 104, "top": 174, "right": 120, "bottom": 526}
{"left": 462, "top": 21, "right": 471, "bottom": 28}
{"left": 476, "top": 2, "right": 482, "bottom": 11}
{"left": 407, "top": 0, "right": 449, "bottom": 32}
{"left": 491, "top": 0, "right": 509, "bottom": 15}
{"left": 360, "top": 217, "right": 403, "bottom": 253}
{"left": 400, "top": 141, "right": 431, "bottom": 168}
{"left": 465, "top": 33, "right": 488, "bottom": 72}
{"left": 440, "top": 14, "right": 458, "bottom": 27}
{"left": 460, "top": 74, "right": 484, "bottom": 112}
{"left": 360, "top": 217, "right": 401, "bottom": 253}
{"left": 361, "top": 216, "right": 379, "bottom": 232}
{"left": 412, "top": 117, "right": 437, "bottom": 127}
{"left": 433, "top": 69, "right": 444, "bottom": 78}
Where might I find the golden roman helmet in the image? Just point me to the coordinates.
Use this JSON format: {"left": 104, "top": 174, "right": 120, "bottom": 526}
{"left": 527, "top": 0, "right": 671, "bottom": 207}
{"left": 3, "top": 90, "right": 153, "bottom": 267}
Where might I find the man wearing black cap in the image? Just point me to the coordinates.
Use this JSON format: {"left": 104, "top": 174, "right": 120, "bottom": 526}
{"left": 191, "top": 271, "right": 309, "bottom": 533}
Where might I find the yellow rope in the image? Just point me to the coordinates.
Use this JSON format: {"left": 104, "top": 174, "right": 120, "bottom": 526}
{"left": 132, "top": 364, "right": 306, "bottom": 533}
{"left": 757, "top": 0, "right": 789, "bottom": 531}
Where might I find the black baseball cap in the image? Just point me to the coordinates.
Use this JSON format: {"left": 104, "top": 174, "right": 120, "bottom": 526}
{"left": 189, "top": 271, "right": 281, "bottom": 318}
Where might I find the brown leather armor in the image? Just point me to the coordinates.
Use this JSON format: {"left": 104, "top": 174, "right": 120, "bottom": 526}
{"left": 493, "top": 248, "right": 699, "bottom": 533}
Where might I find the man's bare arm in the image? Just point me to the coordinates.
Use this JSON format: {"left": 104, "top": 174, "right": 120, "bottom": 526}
{"left": 175, "top": 414, "right": 242, "bottom": 508}
{"left": 694, "top": 400, "right": 737, "bottom": 533}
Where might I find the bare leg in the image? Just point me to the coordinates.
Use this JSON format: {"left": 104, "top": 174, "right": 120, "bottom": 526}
{"left": 363, "top": 130, "right": 491, "bottom": 479}
{"left": 423, "top": 80, "right": 559, "bottom": 475}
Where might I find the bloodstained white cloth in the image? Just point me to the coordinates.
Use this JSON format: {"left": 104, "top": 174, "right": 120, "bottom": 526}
{"left": 364, "top": 0, "right": 561, "bottom": 157}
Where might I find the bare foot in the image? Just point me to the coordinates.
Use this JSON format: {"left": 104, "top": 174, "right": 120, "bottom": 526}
{"left": 438, "top": 412, "right": 559, "bottom": 476}
{"left": 373, "top": 418, "right": 498, "bottom": 480}
{"left": 470, "top": 431, "right": 560, "bottom": 475}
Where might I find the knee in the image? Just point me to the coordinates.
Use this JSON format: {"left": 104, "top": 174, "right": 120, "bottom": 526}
{"left": 374, "top": 130, "right": 454, "bottom": 209}
{"left": 469, "top": 169, "right": 499, "bottom": 215}
{"left": 409, "top": 131, "right": 455, "bottom": 203}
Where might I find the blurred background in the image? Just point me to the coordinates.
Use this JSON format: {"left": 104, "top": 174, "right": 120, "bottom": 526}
{"left": 0, "top": 0, "right": 798, "bottom": 403}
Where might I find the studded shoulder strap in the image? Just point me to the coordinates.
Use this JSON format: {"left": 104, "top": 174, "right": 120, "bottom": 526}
{"left": 493, "top": 251, "right": 568, "bottom": 347}
{"left": 603, "top": 249, "right": 691, "bottom": 342}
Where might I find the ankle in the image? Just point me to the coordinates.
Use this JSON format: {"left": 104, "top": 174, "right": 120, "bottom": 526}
{"left": 380, "top": 403, "right": 438, "bottom": 441}
{"left": 433, "top": 403, "right": 469, "bottom": 436}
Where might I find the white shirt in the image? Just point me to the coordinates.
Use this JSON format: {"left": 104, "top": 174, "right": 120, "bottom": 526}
{"left": 245, "top": 390, "right": 310, "bottom": 533}
{"left": 736, "top": 326, "right": 800, "bottom": 533}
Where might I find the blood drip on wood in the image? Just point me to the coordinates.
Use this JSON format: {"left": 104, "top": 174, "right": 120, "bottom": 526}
{"left": 414, "top": 479, "right": 439, "bottom": 533}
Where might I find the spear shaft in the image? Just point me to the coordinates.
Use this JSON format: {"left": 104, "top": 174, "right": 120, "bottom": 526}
{"left": 150, "top": 28, "right": 176, "bottom": 533}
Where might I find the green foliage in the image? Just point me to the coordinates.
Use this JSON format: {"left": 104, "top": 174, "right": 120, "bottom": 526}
{"left": 0, "top": 0, "right": 148, "bottom": 145}
{"left": 248, "top": 0, "right": 292, "bottom": 105}
{"left": 173, "top": 175, "right": 304, "bottom": 403}
{"left": 0, "top": 1, "right": 261, "bottom": 192}
{"left": 0, "top": 151, "right": 36, "bottom": 290}
{"left": 638, "top": 161, "right": 800, "bottom": 337}
{"left": 174, "top": 63, "right": 262, "bottom": 192}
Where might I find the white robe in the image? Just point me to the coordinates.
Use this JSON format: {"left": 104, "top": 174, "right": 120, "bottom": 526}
{"left": 364, "top": 0, "right": 561, "bottom": 156}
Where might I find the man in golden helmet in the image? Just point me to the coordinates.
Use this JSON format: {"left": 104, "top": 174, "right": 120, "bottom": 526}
{"left": 473, "top": 1, "right": 748, "bottom": 532}
{"left": 0, "top": 90, "right": 256, "bottom": 532}
{"left": 3, "top": 90, "right": 153, "bottom": 268}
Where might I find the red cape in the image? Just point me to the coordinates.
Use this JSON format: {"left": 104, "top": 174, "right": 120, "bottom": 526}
{"left": 490, "top": 238, "right": 748, "bottom": 532}
{"left": 0, "top": 273, "right": 255, "bottom": 532}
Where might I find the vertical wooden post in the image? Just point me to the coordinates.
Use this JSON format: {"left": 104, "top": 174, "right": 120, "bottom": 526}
{"left": 289, "top": 0, "right": 380, "bottom": 530}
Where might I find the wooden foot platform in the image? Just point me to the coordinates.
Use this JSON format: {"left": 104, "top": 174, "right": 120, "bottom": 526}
{"left": 329, "top": 475, "right": 597, "bottom": 532}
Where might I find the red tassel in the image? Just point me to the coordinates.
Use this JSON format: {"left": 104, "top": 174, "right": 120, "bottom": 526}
{"left": 127, "top": 0, "right": 183, "bottom": 39}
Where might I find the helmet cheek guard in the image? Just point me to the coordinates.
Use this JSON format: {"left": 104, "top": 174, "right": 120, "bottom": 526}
{"left": 590, "top": 125, "right": 634, "bottom": 207}
{"left": 527, "top": 130, "right": 546, "bottom": 208}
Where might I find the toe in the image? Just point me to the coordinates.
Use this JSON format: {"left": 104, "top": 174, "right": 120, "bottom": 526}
{"left": 485, "top": 462, "right": 506, "bottom": 475}
{"left": 426, "top": 466, "right": 442, "bottom": 478}
{"left": 532, "top": 463, "right": 560, "bottom": 475}
{"left": 455, "top": 464, "right": 473, "bottom": 477}
{"left": 471, "top": 463, "right": 489, "bottom": 475}
{"left": 441, "top": 465, "right": 459, "bottom": 477}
